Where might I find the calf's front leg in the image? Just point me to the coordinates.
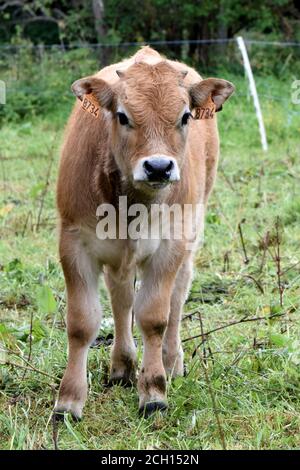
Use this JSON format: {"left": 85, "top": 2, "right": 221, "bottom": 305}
{"left": 135, "top": 247, "right": 183, "bottom": 416}
{"left": 54, "top": 230, "right": 101, "bottom": 420}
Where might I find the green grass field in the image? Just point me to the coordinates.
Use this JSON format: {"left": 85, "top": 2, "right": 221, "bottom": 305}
{"left": 0, "top": 68, "right": 300, "bottom": 449}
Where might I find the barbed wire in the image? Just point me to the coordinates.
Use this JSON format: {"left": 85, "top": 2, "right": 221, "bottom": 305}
{"left": 1, "top": 89, "right": 294, "bottom": 107}
{"left": 246, "top": 39, "right": 300, "bottom": 47}
{"left": 0, "top": 38, "right": 233, "bottom": 50}
{"left": 1, "top": 37, "right": 299, "bottom": 114}
{"left": 0, "top": 38, "right": 300, "bottom": 50}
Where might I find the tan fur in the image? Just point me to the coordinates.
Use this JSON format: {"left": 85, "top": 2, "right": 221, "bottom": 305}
{"left": 55, "top": 46, "right": 234, "bottom": 418}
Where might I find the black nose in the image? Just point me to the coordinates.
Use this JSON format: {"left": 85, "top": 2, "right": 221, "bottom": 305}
{"left": 143, "top": 159, "right": 174, "bottom": 181}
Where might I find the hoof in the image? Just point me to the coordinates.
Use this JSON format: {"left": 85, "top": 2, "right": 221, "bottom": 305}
{"left": 53, "top": 408, "right": 82, "bottom": 422}
{"left": 139, "top": 401, "right": 168, "bottom": 418}
{"left": 107, "top": 376, "right": 135, "bottom": 388}
{"left": 53, "top": 402, "right": 83, "bottom": 422}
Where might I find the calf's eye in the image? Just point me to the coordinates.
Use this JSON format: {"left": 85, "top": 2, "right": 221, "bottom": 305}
{"left": 117, "top": 112, "right": 129, "bottom": 126}
{"left": 181, "top": 112, "right": 192, "bottom": 126}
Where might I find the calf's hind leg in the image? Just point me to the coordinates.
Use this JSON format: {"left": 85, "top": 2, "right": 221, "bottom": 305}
{"left": 163, "top": 256, "right": 193, "bottom": 377}
{"left": 54, "top": 230, "right": 101, "bottom": 420}
{"left": 104, "top": 266, "right": 137, "bottom": 385}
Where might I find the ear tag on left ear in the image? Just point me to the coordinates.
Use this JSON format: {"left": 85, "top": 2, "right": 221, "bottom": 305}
{"left": 194, "top": 95, "right": 216, "bottom": 120}
{"left": 81, "top": 93, "right": 100, "bottom": 118}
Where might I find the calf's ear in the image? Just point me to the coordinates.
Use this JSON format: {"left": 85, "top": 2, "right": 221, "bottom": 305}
{"left": 71, "top": 76, "right": 114, "bottom": 109}
{"left": 189, "top": 78, "right": 235, "bottom": 111}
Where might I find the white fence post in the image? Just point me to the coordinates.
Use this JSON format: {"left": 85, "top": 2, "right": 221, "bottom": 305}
{"left": 236, "top": 36, "right": 268, "bottom": 151}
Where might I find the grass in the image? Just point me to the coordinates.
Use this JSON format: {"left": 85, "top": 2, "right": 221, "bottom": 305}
{"left": 0, "top": 64, "right": 300, "bottom": 450}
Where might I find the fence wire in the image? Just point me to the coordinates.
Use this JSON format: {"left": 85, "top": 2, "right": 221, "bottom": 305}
{"left": 0, "top": 39, "right": 299, "bottom": 119}
{"left": 0, "top": 38, "right": 300, "bottom": 50}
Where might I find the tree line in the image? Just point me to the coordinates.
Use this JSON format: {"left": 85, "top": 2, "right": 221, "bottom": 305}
{"left": 0, "top": 1, "right": 300, "bottom": 67}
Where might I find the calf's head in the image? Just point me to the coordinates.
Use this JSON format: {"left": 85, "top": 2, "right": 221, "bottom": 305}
{"left": 72, "top": 62, "right": 234, "bottom": 191}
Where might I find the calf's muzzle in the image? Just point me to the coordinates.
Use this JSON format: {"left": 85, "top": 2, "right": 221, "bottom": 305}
{"left": 133, "top": 155, "right": 180, "bottom": 187}
{"left": 144, "top": 158, "right": 174, "bottom": 182}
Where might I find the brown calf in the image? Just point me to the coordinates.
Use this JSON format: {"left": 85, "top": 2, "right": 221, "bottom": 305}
{"left": 55, "top": 46, "right": 234, "bottom": 419}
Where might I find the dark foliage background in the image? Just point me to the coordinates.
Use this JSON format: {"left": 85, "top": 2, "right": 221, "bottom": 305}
{"left": 1, "top": 1, "right": 300, "bottom": 66}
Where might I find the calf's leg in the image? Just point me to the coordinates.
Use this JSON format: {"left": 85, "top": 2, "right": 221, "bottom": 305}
{"left": 104, "top": 267, "right": 136, "bottom": 385}
{"left": 163, "top": 256, "right": 193, "bottom": 377}
{"left": 135, "top": 248, "right": 183, "bottom": 416}
{"left": 54, "top": 230, "right": 101, "bottom": 420}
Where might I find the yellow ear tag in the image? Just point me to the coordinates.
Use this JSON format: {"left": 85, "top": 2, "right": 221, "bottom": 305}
{"left": 194, "top": 95, "right": 216, "bottom": 120}
{"left": 81, "top": 94, "right": 100, "bottom": 118}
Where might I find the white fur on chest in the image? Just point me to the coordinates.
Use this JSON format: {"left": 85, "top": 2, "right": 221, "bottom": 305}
{"left": 79, "top": 225, "right": 161, "bottom": 268}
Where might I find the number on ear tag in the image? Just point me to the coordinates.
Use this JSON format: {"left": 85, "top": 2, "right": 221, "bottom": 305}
{"left": 194, "top": 95, "right": 216, "bottom": 120}
{"left": 81, "top": 94, "right": 100, "bottom": 118}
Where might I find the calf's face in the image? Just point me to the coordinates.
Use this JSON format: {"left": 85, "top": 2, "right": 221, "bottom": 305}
{"left": 72, "top": 62, "right": 234, "bottom": 192}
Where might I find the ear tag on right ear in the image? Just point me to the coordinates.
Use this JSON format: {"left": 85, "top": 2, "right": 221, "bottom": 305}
{"left": 81, "top": 93, "right": 100, "bottom": 118}
{"left": 194, "top": 95, "right": 216, "bottom": 120}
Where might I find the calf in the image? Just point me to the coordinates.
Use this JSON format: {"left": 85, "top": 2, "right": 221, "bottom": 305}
{"left": 55, "top": 46, "right": 234, "bottom": 419}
